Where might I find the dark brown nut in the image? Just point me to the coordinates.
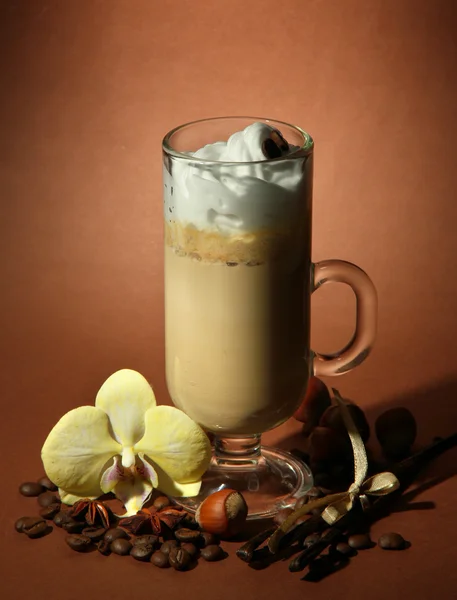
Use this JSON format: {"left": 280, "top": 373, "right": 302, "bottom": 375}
{"left": 37, "top": 476, "right": 58, "bottom": 492}
{"left": 133, "top": 534, "right": 159, "bottom": 548}
{"left": 19, "top": 482, "right": 45, "bottom": 497}
{"left": 111, "top": 538, "right": 132, "bottom": 556}
{"left": 180, "top": 542, "right": 198, "bottom": 558}
{"left": 200, "top": 531, "right": 220, "bottom": 547}
{"left": 174, "top": 527, "right": 201, "bottom": 543}
{"left": 320, "top": 403, "right": 370, "bottom": 443}
{"left": 104, "top": 528, "right": 130, "bottom": 543}
{"left": 168, "top": 547, "right": 192, "bottom": 571}
{"left": 62, "top": 519, "right": 86, "bottom": 533}
{"left": 375, "top": 408, "right": 417, "bottom": 459}
{"left": 151, "top": 550, "right": 169, "bottom": 568}
{"left": 273, "top": 508, "right": 294, "bottom": 526}
{"left": 130, "top": 544, "right": 154, "bottom": 561}
{"left": 53, "top": 510, "right": 72, "bottom": 528}
{"left": 37, "top": 492, "right": 60, "bottom": 508}
{"left": 65, "top": 534, "right": 93, "bottom": 552}
{"left": 378, "top": 532, "right": 409, "bottom": 550}
{"left": 347, "top": 533, "right": 375, "bottom": 550}
{"left": 22, "top": 517, "right": 50, "bottom": 539}
{"left": 39, "top": 503, "right": 61, "bottom": 520}
{"left": 97, "top": 540, "right": 111, "bottom": 556}
{"left": 332, "top": 542, "right": 357, "bottom": 557}
{"left": 293, "top": 377, "right": 332, "bottom": 434}
{"left": 200, "top": 544, "right": 225, "bottom": 562}
{"left": 153, "top": 496, "right": 171, "bottom": 510}
{"left": 81, "top": 527, "right": 107, "bottom": 542}
{"left": 160, "top": 539, "right": 179, "bottom": 556}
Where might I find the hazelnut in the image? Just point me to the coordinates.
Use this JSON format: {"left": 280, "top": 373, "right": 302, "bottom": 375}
{"left": 195, "top": 489, "right": 248, "bottom": 538}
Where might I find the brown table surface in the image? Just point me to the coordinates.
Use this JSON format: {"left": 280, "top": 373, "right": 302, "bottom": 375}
{"left": 2, "top": 0, "right": 457, "bottom": 598}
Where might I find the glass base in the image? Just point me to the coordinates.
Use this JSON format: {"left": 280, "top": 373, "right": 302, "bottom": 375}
{"left": 175, "top": 445, "right": 313, "bottom": 520}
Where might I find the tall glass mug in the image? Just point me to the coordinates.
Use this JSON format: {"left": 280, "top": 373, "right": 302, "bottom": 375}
{"left": 162, "top": 117, "right": 377, "bottom": 518}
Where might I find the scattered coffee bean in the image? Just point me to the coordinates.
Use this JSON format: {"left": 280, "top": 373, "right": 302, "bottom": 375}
{"left": 151, "top": 550, "right": 169, "bottom": 568}
{"left": 378, "top": 532, "right": 408, "bottom": 550}
{"left": 200, "top": 531, "right": 219, "bottom": 547}
{"left": 160, "top": 539, "right": 179, "bottom": 556}
{"left": 180, "top": 514, "right": 199, "bottom": 530}
{"left": 333, "top": 542, "right": 357, "bottom": 557}
{"left": 274, "top": 508, "right": 294, "bottom": 526}
{"left": 104, "top": 528, "right": 130, "bottom": 543}
{"left": 174, "top": 528, "right": 201, "bottom": 543}
{"left": 66, "top": 534, "right": 93, "bottom": 552}
{"left": 37, "top": 476, "right": 58, "bottom": 492}
{"left": 181, "top": 542, "right": 198, "bottom": 558}
{"left": 347, "top": 533, "right": 374, "bottom": 550}
{"left": 111, "top": 538, "right": 132, "bottom": 556}
{"left": 62, "top": 519, "right": 86, "bottom": 533}
{"left": 82, "top": 527, "right": 106, "bottom": 542}
{"left": 39, "top": 503, "right": 61, "bottom": 520}
{"left": 153, "top": 496, "right": 171, "bottom": 510}
{"left": 200, "top": 544, "right": 225, "bottom": 562}
{"left": 15, "top": 517, "right": 30, "bottom": 533}
{"left": 97, "top": 540, "right": 111, "bottom": 556}
{"left": 169, "top": 547, "right": 191, "bottom": 571}
{"left": 130, "top": 543, "right": 154, "bottom": 562}
{"left": 53, "top": 511, "right": 72, "bottom": 528}
{"left": 133, "top": 534, "right": 159, "bottom": 548}
{"left": 37, "top": 492, "right": 60, "bottom": 508}
{"left": 21, "top": 516, "right": 48, "bottom": 539}
{"left": 19, "top": 482, "right": 45, "bottom": 497}
{"left": 303, "top": 533, "right": 321, "bottom": 548}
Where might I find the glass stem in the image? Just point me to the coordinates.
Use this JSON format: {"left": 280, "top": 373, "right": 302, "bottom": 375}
{"left": 214, "top": 434, "right": 261, "bottom": 468}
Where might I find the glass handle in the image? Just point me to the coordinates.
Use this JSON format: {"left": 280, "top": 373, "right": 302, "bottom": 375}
{"left": 311, "top": 259, "right": 377, "bottom": 377}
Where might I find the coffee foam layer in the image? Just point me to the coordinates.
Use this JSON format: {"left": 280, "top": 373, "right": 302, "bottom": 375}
{"left": 164, "top": 122, "right": 309, "bottom": 235}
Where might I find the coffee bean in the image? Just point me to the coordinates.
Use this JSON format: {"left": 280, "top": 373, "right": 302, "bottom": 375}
{"left": 332, "top": 542, "right": 357, "bottom": 557}
{"left": 39, "top": 503, "right": 61, "bottom": 520}
{"left": 15, "top": 517, "right": 28, "bottom": 533}
{"left": 262, "top": 138, "right": 282, "bottom": 159}
{"left": 82, "top": 527, "right": 106, "bottom": 542}
{"left": 97, "top": 540, "right": 111, "bottom": 556}
{"left": 19, "top": 482, "right": 45, "bottom": 497}
{"left": 347, "top": 533, "right": 374, "bottom": 550}
{"left": 181, "top": 542, "right": 198, "bottom": 558}
{"left": 303, "top": 533, "right": 321, "bottom": 548}
{"left": 24, "top": 519, "right": 51, "bottom": 539}
{"left": 200, "top": 544, "right": 225, "bottom": 562}
{"left": 180, "top": 514, "right": 199, "bottom": 530}
{"left": 65, "top": 534, "right": 93, "bottom": 553}
{"left": 104, "top": 528, "right": 130, "bottom": 543}
{"left": 174, "top": 527, "right": 201, "bottom": 543}
{"left": 37, "top": 491, "right": 60, "bottom": 508}
{"left": 53, "top": 511, "right": 72, "bottom": 528}
{"left": 130, "top": 543, "right": 154, "bottom": 562}
{"left": 169, "top": 547, "right": 191, "bottom": 571}
{"left": 160, "top": 539, "right": 179, "bottom": 556}
{"left": 111, "top": 538, "right": 132, "bottom": 556}
{"left": 151, "top": 550, "right": 169, "bottom": 568}
{"left": 200, "top": 531, "right": 219, "bottom": 547}
{"left": 378, "top": 532, "right": 408, "bottom": 550}
{"left": 133, "top": 534, "right": 159, "bottom": 548}
{"left": 153, "top": 496, "right": 171, "bottom": 510}
{"left": 37, "top": 476, "right": 58, "bottom": 492}
{"left": 62, "top": 519, "right": 86, "bottom": 533}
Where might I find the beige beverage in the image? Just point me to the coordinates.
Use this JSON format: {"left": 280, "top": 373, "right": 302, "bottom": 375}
{"left": 164, "top": 221, "right": 311, "bottom": 435}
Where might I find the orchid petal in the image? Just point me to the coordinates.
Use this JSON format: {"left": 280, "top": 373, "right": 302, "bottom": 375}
{"left": 100, "top": 455, "right": 123, "bottom": 494}
{"left": 59, "top": 489, "right": 99, "bottom": 506}
{"left": 41, "top": 406, "right": 121, "bottom": 498}
{"left": 114, "top": 476, "right": 154, "bottom": 517}
{"left": 146, "top": 458, "right": 202, "bottom": 497}
{"left": 134, "top": 406, "right": 211, "bottom": 484}
{"left": 95, "top": 369, "right": 156, "bottom": 466}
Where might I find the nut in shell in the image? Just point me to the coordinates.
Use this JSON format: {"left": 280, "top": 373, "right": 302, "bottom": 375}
{"left": 195, "top": 489, "right": 248, "bottom": 538}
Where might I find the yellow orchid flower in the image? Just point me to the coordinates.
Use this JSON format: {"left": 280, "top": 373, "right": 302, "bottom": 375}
{"left": 41, "top": 369, "right": 211, "bottom": 516}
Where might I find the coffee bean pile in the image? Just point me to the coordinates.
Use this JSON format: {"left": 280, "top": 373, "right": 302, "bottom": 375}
{"left": 15, "top": 481, "right": 227, "bottom": 571}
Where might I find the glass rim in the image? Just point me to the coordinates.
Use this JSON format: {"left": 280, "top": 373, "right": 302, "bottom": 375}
{"left": 162, "top": 116, "right": 314, "bottom": 165}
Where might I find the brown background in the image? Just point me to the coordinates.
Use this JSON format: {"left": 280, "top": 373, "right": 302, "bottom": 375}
{"left": 1, "top": 1, "right": 457, "bottom": 598}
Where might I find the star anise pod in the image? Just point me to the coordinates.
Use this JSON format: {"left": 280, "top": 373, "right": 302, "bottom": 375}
{"left": 120, "top": 506, "right": 185, "bottom": 535}
{"left": 68, "top": 499, "right": 113, "bottom": 529}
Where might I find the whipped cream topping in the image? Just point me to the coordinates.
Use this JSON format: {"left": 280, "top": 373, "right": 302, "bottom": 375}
{"left": 164, "top": 122, "right": 309, "bottom": 234}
